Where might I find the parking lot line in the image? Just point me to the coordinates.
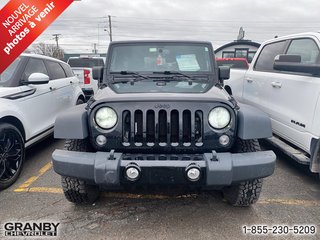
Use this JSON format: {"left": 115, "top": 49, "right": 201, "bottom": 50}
{"left": 11, "top": 160, "right": 320, "bottom": 207}
{"left": 101, "top": 194, "right": 320, "bottom": 206}
{"left": 14, "top": 161, "right": 53, "bottom": 192}
{"left": 14, "top": 187, "right": 62, "bottom": 193}
{"left": 12, "top": 184, "right": 320, "bottom": 207}
{"left": 258, "top": 199, "right": 320, "bottom": 207}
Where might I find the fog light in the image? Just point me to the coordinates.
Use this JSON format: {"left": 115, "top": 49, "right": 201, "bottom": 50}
{"left": 219, "top": 135, "right": 230, "bottom": 146}
{"left": 186, "top": 166, "right": 201, "bottom": 182}
{"left": 96, "top": 135, "right": 107, "bottom": 146}
{"left": 125, "top": 165, "right": 141, "bottom": 181}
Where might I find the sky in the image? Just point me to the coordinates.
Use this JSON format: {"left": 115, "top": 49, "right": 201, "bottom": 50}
{"left": 1, "top": 0, "right": 320, "bottom": 54}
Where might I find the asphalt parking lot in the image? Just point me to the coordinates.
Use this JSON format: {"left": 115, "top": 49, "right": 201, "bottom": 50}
{"left": 1, "top": 137, "right": 320, "bottom": 240}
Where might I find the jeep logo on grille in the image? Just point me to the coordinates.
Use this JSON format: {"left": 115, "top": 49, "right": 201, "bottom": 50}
{"left": 155, "top": 104, "right": 170, "bottom": 109}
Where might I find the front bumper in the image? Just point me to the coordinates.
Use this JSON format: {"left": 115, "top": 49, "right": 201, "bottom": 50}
{"left": 52, "top": 150, "right": 276, "bottom": 187}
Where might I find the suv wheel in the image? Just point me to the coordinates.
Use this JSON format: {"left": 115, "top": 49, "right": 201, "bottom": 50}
{"left": 222, "top": 139, "right": 263, "bottom": 206}
{"left": 61, "top": 139, "right": 100, "bottom": 204}
{"left": 0, "top": 123, "right": 25, "bottom": 190}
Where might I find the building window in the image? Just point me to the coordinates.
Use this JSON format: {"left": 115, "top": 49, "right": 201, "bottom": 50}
{"left": 235, "top": 48, "right": 248, "bottom": 58}
{"left": 222, "top": 52, "right": 235, "bottom": 58}
{"left": 221, "top": 48, "right": 257, "bottom": 63}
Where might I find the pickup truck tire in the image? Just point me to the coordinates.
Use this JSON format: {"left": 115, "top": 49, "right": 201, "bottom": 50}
{"left": 76, "top": 98, "right": 84, "bottom": 105}
{"left": 222, "top": 139, "right": 263, "bottom": 206}
{"left": 0, "top": 123, "right": 25, "bottom": 190}
{"left": 61, "top": 139, "right": 99, "bottom": 204}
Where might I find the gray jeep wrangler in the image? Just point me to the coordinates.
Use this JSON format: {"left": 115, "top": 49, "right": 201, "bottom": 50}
{"left": 52, "top": 41, "right": 276, "bottom": 206}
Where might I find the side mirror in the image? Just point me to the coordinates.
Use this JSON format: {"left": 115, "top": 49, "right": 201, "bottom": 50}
{"left": 218, "top": 66, "right": 230, "bottom": 83}
{"left": 274, "top": 54, "right": 320, "bottom": 75}
{"left": 23, "top": 73, "right": 50, "bottom": 85}
{"left": 275, "top": 54, "right": 301, "bottom": 63}
{"left": 92, "top": 66, "right": 104, "bottom": 81}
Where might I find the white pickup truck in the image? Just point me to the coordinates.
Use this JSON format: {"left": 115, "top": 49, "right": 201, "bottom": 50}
{"left": 67, "top": 56, "right": 105, "bottom": 100}
{"left": 225, "top": 32, "right": 320, "bottom": 175}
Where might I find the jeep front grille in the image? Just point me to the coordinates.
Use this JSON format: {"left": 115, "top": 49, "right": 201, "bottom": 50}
{"left": 122, "top": 109, "right": 204, "bottom": 147}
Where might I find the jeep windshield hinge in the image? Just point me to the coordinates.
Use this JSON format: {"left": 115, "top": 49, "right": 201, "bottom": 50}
{"left": 109, "top": 149, "right": 115, "bottom": 160}
{"left": 211, "top": 150, "right": 218, "bottom": 161}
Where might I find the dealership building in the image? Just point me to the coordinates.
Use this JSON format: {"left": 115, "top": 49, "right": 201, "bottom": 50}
{"left": 214, "top": 28, "right": 261, "bottom": 63}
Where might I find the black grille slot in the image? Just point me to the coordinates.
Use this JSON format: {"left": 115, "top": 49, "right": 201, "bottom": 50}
{"left": 195, "top": 111, "right": 203, "bottom": 144}
{"left": 146, "top": 110, "right": 155, "bottom": 143}
{"left": 122, "top": 110, "right": 131, "bottom": 143}
{"left": 122, "top": 108, "right": 203, "bottom": 147}
{"left": 183, "top": 110, "right": 191, "bottom": 143}
{"left": 170, "top": 110, "right": 179, "bottom": 143}
{"left": 134, "top": 110, "right": 143, "bottom": 143}
{"left": 158, "top": 110, "right": 168, "bottom": 143}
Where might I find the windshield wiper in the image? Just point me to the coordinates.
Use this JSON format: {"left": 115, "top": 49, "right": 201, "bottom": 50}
{"left": 110, "top": 71, "right": 149, "bottom": 85}
{"left": 152, "top": 71, "right": 207, "bottom": 85}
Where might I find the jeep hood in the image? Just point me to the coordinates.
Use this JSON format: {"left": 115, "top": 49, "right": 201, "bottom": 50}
{"left": 93, "top": 86, "right": 233, "bottom": 106}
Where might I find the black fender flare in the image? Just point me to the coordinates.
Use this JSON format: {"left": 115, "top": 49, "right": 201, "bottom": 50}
{"left": 54, "top": 105, "right": 89, "bottom": 139}
{"left": 237, "top": 103, "right": 272, "bottom": 140}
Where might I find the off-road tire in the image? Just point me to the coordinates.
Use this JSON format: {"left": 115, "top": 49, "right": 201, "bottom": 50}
{"left": 61, "top": 139, "right": 99, "bottom": 204}
{"left": 223, "top": 139, "right": 263, "bottom": 207}
{"left": 64, "top": 138, "right": 93, "bottom": 152}
{"left": 231, "top": 138, "right": 261, "bottom": 153}
{"left": 62, "top": 176, "right": 100, "bottom": 204}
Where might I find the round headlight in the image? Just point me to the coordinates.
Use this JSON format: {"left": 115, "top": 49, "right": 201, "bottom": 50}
{"left": 208, "top": 107, "right": 231, "bottom": 129}
{"left": 95, "top": 107, "right": 117, "bottom": 129}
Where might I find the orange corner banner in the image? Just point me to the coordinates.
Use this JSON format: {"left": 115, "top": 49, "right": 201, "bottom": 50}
{"left": 0, "top": 0, "right": 74, "bottom": 73}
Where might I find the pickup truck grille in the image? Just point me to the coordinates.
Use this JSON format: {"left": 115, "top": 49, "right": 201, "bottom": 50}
{"left": 122, "top": 109, "right": 204, "bottom": 147}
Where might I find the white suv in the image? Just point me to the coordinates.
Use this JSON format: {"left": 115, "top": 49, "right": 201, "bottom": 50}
{"left": 0, "top": 54, "right": 85, "bottom": 189}
{"left": 226, "top": 32, "right": 320, "bottom": 174}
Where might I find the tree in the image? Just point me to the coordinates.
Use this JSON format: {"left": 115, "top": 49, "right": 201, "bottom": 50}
{"left": 28, "top": 43, "right": 65, "bottom": 60}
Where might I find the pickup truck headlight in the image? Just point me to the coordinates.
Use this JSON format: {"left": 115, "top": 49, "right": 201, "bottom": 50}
{"left": 208, "top": 107, "right": 231, "bottom": 129}
{"left": 95, "top": 107, "right": 117, "bottom": 129}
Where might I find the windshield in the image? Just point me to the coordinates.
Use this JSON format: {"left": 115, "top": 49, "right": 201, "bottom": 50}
{"left": 108, "top": 43, "right": 213, "bottom": 93}
{"left": 0, "top": 57, "right": 21, "bottom": 86}
{"left": 110, "top": 44, "right": 212, "bottom": 72}
{"left": 68, "top": 58, "right": 104, "bottom": 68}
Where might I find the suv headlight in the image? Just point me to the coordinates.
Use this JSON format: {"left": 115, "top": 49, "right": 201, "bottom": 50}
{"left": 95, "top": 107, "right": 117, "bottom": 129}
{"left": 208, "top": 107, "right": 231, "bottom": 129}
